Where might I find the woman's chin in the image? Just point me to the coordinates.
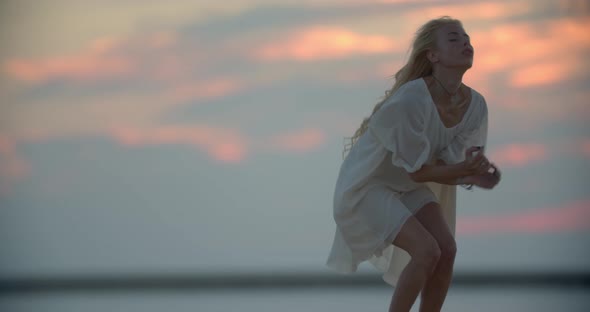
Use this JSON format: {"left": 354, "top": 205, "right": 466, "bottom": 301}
{"left": 445, "top": 60, "right": 473, "bottom": 70}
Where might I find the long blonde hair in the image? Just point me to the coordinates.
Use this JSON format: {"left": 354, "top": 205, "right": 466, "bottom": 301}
{"left": 342, "top": 16, "right": 462, "bottom": 159}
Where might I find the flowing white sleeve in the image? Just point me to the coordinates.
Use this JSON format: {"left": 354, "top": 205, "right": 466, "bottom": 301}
{"left": 367, "top": 87, "right": 431, "bottom": 173}
{"left": 438, "top": 97, "right": 488, "bottom": 165}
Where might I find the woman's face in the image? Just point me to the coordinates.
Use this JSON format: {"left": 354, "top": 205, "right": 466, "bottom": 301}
{"left": 430, "top": 23, "right": 474, "bottom": 69}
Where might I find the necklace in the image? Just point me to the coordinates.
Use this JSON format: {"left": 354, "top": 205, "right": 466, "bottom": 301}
{"left": 432, "top": 74, "right": 460, "bottom": 97}
{"left": 431, "top": 75, "right": 466, "bottom": 114}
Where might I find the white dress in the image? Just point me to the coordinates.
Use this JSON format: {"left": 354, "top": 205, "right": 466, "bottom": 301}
{"left": 326, "top": 77, "right": 488, "bottom": 287}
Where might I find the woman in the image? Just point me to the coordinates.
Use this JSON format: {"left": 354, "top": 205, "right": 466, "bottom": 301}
{"left": 326, "top": 16, "right": 502, "bottom": 312}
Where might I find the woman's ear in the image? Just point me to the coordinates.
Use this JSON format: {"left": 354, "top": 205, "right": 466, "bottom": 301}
{"left": 426, "top": 49, "right": 439, "bottom": 64}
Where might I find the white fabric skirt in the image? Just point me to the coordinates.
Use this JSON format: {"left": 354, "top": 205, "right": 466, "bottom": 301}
{"left": 326, "top": 184, "right": 439, "bottom": 287}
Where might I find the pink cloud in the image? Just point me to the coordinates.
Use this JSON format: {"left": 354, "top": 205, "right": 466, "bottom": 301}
{"left": 147, "top": 31, "right": 178, "bottom": 49}
{"left": 457, "top": 200, "right": 590, "bottom": 235}
{"left": 581, "top": 140, "right": 590, "bottom": 158}
{"left": 0, "top": 135, "right": 31, "bottom": 197}
{"left": 554, "top": 138, "right": 590, "bottom": 159}
{"left": 483, "top": 138, "right": 590, "bottom": 170}
{"left": 4, "top": 37, "right": 135, "bottom": 82}
{"left": 255, "top": 26, "right": 400, "bottom": 62}
{"left": 110, "top": 126, "right": 249, "bottom": 164}
{"left": 265, "top": 128, "right": 326, "bottom": 153}
{"left": 5, "top": 57, "right": 133, "bottom": 82}
{"left": 489, "top": 143, "right": 549, "bottom": 168}
{"left": 3, "top": 31, "right": 181, "bottom": 84}
{"left": 88, "top": 36, "right": 123, "bottom": 55}
{"left": 111, "top": 126, "right": 328, "bottom": 162}
{"left": 3, "top": 30, "right": 248, "bottom": 111}
{"left": 163, "top": 77, "right": 244, "bottom": 105}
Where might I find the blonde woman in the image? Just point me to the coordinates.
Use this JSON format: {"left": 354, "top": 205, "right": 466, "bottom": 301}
{"left": 326, "top": 16, "right": 502, "bottom": 312}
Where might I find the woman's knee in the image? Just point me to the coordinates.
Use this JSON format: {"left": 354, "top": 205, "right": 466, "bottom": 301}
{"left": 393, "top": 216, "right": 441, "bottom": 270}
{"left": 412, "top": 237, "right": 441, "bottom": 271}
{"left": 439, "top": 239, "right": 457, "bottom": 261}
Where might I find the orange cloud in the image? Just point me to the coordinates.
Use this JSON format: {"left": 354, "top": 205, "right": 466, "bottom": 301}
{"left": 457, "top": 200, "right": 590, "bottom": 235}
{"left": 111, "top": 126, "right": 249, "bottom": 164}
{"left": 0, "top": 135, "right": 31, "bottom": 197}
{"left": 265, "top": 128, "right": 326, "bottom": 153}
{"left": 472, "top": 17, "right": 590, "bottom": 86}
{"left": 403, "top": 1, "right": 529, "bottom": 21}
{"left": 489, "top": 143, "right": 549, "bottom": 167}
{"left": 333, "top": 59, "right": 405, "bottom": 83}
{"left": 255, "top": 26, "right": 399, "bottom": 62}
{"left": 509, "top": 58, "right": 579, "bottom": 88}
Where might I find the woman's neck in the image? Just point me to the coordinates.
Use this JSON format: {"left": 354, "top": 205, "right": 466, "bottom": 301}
{"left": 431, "top": 68, "right": 465, "bottom": 96}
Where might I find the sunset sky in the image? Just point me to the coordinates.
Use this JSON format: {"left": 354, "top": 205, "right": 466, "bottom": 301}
{"left": 1, "top": 0, "right": 589, "bottom": 277}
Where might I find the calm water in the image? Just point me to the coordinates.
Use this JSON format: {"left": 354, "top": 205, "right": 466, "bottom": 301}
{"left": 1, "top": 286, "right": 588, "bottom": 312}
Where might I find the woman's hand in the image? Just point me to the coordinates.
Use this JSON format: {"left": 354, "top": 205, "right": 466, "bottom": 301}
{"left": 462, "top": 146, "right": 492, "bottom": 175}
{"left": 463, "top": 163, "right": 502, "bottom": 189}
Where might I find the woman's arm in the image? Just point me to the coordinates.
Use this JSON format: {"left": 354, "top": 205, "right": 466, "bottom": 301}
{"left": 409, "top": 147, "right": 491, "bottom": 184}
{"left": 408, "top": 161, "right": 469, "bottom": 185}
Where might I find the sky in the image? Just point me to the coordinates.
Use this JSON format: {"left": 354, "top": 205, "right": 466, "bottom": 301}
{"left": 0, "top": 0, "right": 589, "bottom": 278}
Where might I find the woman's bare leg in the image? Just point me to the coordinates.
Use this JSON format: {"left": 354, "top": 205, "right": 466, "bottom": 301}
{"left": 418, "top": 252, "right": 456, "bottom": 312}
{"left": 414, "top": 202, "right": 457, "bottom": 312}
{"left": 388, "top": 215, "right": 441, "bottom": 312}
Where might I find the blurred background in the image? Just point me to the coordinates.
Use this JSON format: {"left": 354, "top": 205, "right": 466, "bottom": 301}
{"left": 1, "top": 0, "right": 589, "bottom": 311}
